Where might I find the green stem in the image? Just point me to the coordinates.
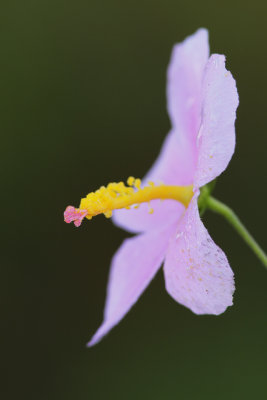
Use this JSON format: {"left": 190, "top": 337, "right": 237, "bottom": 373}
{"left": 206, "top": 196, "right": 267, "bottom": 269}
{"left": 198, "top": 180, "right": 216, "bottom": 216}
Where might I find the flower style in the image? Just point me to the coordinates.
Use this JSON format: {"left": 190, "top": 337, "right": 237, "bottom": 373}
{"left": 64, "top": 29, "right": 239, "bottom": 346}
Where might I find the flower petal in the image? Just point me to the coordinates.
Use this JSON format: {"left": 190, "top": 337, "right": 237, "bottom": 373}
{"left": 113, "top": 29, "right": 209, "bottom": 234}
{"left": 113, "top": 132, "right": 191, "bottom": 233}
{"left": 164, "top": 195, "right": 235, "bottom": 315}
{"left": 194, "top": 54, "right": 239, "bottom": 187}
{"left": 88, "top": 223, "right": 176, "bottom": 346}
{"left": 167, "top": 28, "right": 209, "bottom": 143}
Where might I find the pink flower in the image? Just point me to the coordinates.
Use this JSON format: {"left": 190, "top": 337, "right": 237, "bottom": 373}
{"left": 85, "top": 29, "right": 239, "bottom": 346}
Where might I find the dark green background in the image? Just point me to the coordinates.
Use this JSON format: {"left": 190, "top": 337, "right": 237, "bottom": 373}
{"left": 2, "top": 0, "right": 267, "bottom": 399}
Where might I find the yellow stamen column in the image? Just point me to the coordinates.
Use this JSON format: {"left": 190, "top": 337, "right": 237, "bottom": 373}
{"left": 79, "top": 177, "right": 193, "bottom": 220}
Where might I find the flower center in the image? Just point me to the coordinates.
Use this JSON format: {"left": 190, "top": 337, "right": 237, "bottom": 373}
{"left": 64, "top": 177, "right": 193, "bottom": 227}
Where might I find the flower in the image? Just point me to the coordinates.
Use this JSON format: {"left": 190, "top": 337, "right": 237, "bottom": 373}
{"left": 64, "top": 28, "right": 239, "bottom": 346}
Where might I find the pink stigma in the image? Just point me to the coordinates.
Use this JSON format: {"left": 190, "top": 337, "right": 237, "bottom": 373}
{"left": 64, "top": 206, "right": 88, "bottom": 227}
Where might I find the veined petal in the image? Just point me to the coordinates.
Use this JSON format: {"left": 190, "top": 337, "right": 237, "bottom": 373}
{"left": 88, "top": 223, "right": 176, "bottom": 346}
{"left": 167, "top": 28, "right": 209, "bottom": 144}
{"left": 164, "top": 195, "right": 235, "bottom": 315}
{"left": 113, "top": 29, "right": 210, "bottom": 234}
{"left": 113, "top": 132, "right": 192, "bottom": 233}
{"left": 194, "top": 54, "right": 239, "bottom": 187}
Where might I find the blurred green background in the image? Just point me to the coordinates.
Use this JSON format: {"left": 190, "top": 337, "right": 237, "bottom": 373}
{"left": 2, "top": 0, "right": 267, "bottom": 399}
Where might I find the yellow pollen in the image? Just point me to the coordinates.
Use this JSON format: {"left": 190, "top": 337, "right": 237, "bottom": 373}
{"left": 79, "top": 177, "right": 193, "bottom": 220}
{"left": 134, "top": 178, "right": 141, "bottom": 189}
{"left": 127, "top": 176, "right": 135, "bottom": 186}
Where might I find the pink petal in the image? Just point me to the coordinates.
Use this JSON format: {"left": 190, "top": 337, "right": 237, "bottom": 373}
{"left": 88, "top": 223, "right": 176, "bottom": 346}
{"left": 167, "top": 28, "right": 209, "bottom": 146}
{"left": 113, "top": 29, "right": 210, "bottom": 234}
{"left": 194, "top": 54, "right": 239, "bottom": 187}
{"left": 113, "top": 132, "right": 191, "bottom": 233}
{"left": 164, "top": 195, "right": 235, "bottom": 315}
